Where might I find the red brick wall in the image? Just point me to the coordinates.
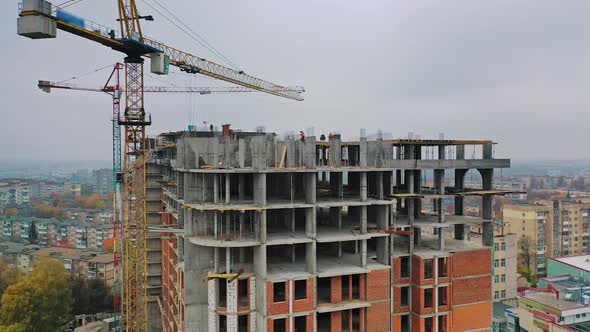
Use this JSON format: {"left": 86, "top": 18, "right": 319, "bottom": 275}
{"left": 267, "top": 281, "right": 290, "bottom": 316}
{"left": 451, "top": 249, "right": 491, "bottom": 278}
{"left": 293, "top": 278, "right": 314, "bottom": 313}
{"left": 331, "top": 276, "right": 342, "bottom": 303}
{"left": 366, "top": 268, "right": 390, "bottom": 301}
{"left": 452, "top": 276, "right": 491, "bottom": 305}
{"left": 366, "top": 301, "right": 390, "bottom": 332}
{"left": 392, "top": 286, "right": 410, "bottom": 313}
{"left": 451, "top": 302, "right": 492, "bottom": 331}
{"left": 331, "top": 311, "right": 342, "bottom": 332}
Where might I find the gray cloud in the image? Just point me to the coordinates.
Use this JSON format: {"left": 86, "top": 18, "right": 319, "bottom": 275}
{"left": 1, "top": 0, "right": 589, "bottom": 161}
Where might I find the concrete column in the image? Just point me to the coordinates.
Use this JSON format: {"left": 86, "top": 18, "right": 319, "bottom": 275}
{"left": 456, "top": 145, "right": 465, "bottom": 160}
{"left": 479, "top": 168, "right": 494, "bottom": 246}
{"left": 413, "top": 171, "right": 421, "bottom": 219}
{"left": 286, "top": 138, "right": 295, "bottom": 167}
{"left": 330, "top": 137, "right": 342, "bottom": 167}
{"left": 454, "top": 169, "right": 467, "bottom": 240}
{"left": 225, "top": 174, "right": 230, "bottom": 204}
{"left": 226, "top": 247, "right": 231, "bottom": 274}
{"left": 306, "top": 208, "right": 316, "bottom": 238}
{"left": 254, "top": 173, "right": 266, "bottom": 206}
{"left": 259, "top": 212, "right": 267, "bottom": 243}
{"left": 414, "top": 228, "right": 422, "bottom": 246}
{"left": 360, "top": 239, "right": 368, "bottom": 267}
{"left": 238, "top": 138, "right": 245, "bottom": 168}
{"left": 406, "top": 170, "right": 414, "bottom": 225}
{"left": 360, "top": 172, "right": 368, "bottom": 202}
{"left": 304, "top": 136, "right": 317, "bottom": 169}
{"left": 305, "top": 173, "right": 316, "bottom": 204}
{"left": 213, "top": 174, "right": 219, "bottom": 204}
{"left": 376, "top": 172, "right": 384, "bottom": 200}
{"left": 361, "top": 206, "right": 368, "bottom": 234}
{"left": 213, "top": 139, "right": 219, "bottom": 168}
{"left": 360, "top": 138, "right": 368, "bottom": 168}
{"left": 438, "top": 145, "right": 446, "bottom": 160}
{"left": 483, "top": 143, "right": 493, "bottom": 160}
{"left": 306, "top": 242, "right": 316, "bottom": 273}
{"left": 254, "top": 245, "right": 267, "bottom": 278}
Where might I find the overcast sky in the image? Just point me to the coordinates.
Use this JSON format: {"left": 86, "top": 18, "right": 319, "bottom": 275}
{"left": 2, "top": 0, "right": 590, "bottom": 161}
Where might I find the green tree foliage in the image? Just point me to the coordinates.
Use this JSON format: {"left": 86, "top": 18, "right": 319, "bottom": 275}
{"left": 0, "top": 259, "right": 21, "bottom": 300}
{"left": 0, "top": 258, "right": 72, "bottom": 331}
{"left": 28, "top": 221, "right": 38, "bottom": 244}
{"left": 71, "top": 278, "right": 114, "bottom": 315}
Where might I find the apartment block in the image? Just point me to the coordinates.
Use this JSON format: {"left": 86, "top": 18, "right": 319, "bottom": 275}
{"left": 0, "top": 216, "right": 114, "bottom": 250}
{"left": 0, "top": 180, "right": 30, "bottom": 209}
{"left": 146, "top": 127, "right": 511, "bottom": 332}
{"left": 503, "top": 200, "right": 590, "bottom": 275}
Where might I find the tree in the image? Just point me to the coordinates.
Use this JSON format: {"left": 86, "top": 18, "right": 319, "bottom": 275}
{"left": 0, "top": 258, "right": 72, "bottom": 331}
{"left": 33, "top": 202, "right": 64, "bottom": 219}
{"left": 71, "top": 278, "right": 114, "bottom": 315}
{"left": 0, "top": 259, "right": 21, "bottom": 300}
{"left": 28, "top": 221, "right": 38, "bottom": 244}
{"left": 518, "top": 235, "right": 536, "bottom": 284}
{"left": 3, "top": 208, "right": 17, "bottom": 217}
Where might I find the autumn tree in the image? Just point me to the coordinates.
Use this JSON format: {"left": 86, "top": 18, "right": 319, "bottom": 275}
{"left": 0, "top": 258, "right": 72, "bottom": 331}
{"left": 33, "top": 202, "right": 64, "bottom": 219}
{"left": 0, "top": 259, "right": 21, "bottom": 300}
{"left": 3, "top": 208, "right": 17, "bottom": 217}
{"left": 518, "top": 235, "right": 537, "bottom": 285}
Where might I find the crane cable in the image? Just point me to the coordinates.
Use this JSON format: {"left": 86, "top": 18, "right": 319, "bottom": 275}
{"left": 56, "top": 63, "right": 116, "bottom": 84}
{"left": 140, "top": 0, "right": 241, "bottom": 72}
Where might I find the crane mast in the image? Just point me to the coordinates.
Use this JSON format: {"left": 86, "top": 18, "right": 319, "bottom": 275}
{"left": 17, "top": 0, "right": 303, "bottom": 330}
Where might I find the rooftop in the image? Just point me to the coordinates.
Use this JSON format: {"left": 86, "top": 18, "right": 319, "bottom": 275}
{"left": 551, "top": 255, "right": 590, "bottom": 273}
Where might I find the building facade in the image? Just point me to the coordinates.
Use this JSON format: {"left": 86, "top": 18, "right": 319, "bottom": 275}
{"left": 504, "top": 200, "right": 590, "bottom": 275}
{"left": 145, "top": 128, "right": 510, "bottom": 332}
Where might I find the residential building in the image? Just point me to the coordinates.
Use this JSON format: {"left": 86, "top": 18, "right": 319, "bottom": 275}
{"left": 29, "top": 180, "right": 69, "bottom": 199}
{"left": 145, "top": 128, "right": 510, "bottom": 331}
{"left": 92, "top": 168, "right": 113, "bottom": 196}
{"left": 470, "top": 223, "right": 518, "bottom": 305}
{"left": 0, "top": 180, "right": 30, "bottom": 209}
{"left": 504, "top": 200, "right": 590, "bottom": 275}
{"left": 0, "top": 216, "right": 113, "bottom": 250}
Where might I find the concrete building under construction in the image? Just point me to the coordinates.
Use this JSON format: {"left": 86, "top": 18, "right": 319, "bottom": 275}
{"left": 147, "top": 126, "right": 511, "bottom": 332}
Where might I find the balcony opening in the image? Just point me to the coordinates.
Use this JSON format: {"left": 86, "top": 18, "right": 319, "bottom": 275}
{"left": 424, "top": 259, "right": 434, "bottom": 279}
{"left": 401, "top": 286, "right": 409, "bottom": 307}
{"left": 400, "top": 256, "right": 410, "bottom": 278}
{"left": 437, "top": 257, "right": 447, "bottom": 277}
{"left": 238, "top": 315, "right": 248, "bottom": 332}
{"left": 352, "top": 274, "right": 360, "bottom": 300}
{"left": 317, "top": 312, "right": 331, "bottom": 332}
{"left": 317, "top": 277, "right": 331, "bottom": 304}
{"left": 342, "top": 275, "right": 350, "bottom": 300}
{"left": 238, "top": 278, "right": 248, "bottom": 306}
{"left": 294, "top": 315, "right": 307, "bottom": 332}
{"left": 401, "top": 315, "right": 410, "bottom": 332}
{"left": 218, "top": 280, "right": 227, "bottom": 307}
{"left": 424, "top": 288, "right": 433, "bottom": 308}
{"left": 295, "top": 279, "right": 307, "bottom": 300}
{"left": 273, "top": 281, "right": 286, "bottom": 302}
{"left": 438, "top": 315, "right": 447, "bottom": 332}
{"left": 273, "top": 318, "right": 286, "bottom": 331}
{"left": 438, "top": 286, "right": 447, "bottom": 306}
{"left": 219, "top": 315, "right": 227, "bottom": 332}
{"left": 425, "top": 317, "right": 433, "bottom": 332}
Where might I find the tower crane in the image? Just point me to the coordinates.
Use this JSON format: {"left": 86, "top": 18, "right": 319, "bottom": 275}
{"left": 18, "top": 1, "right": 303, "bottom": 330}
{"left": 37, "top": 62, "right": 305, "bottom": 324}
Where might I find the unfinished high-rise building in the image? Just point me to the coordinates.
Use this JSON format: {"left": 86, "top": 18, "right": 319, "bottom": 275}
{"left": 147, "top": 126, "right": 510, "bottom": 332}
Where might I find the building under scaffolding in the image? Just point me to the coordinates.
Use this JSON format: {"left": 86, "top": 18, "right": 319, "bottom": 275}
{"left": 147, "top": 126, "right": 513, "bottom": 332}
